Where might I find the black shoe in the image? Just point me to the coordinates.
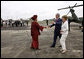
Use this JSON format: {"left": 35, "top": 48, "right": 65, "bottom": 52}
{"left": 50, "top": 46, "right": 55, "bottom": 48}
{"left": 59, "top": 45, "right": 62, "bottom": 47}
{"left": 34, "top": 48, "right": 41, "bottom": 50}
{"left": 30, "top": 47, "right": 34, "bottom": 49}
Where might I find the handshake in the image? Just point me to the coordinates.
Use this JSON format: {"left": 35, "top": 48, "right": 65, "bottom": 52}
{"left": 44, "top": 26, "right": 51, "bottom": 29}
{"left": 44, "top": 21, "right": 54, "bottom": 29}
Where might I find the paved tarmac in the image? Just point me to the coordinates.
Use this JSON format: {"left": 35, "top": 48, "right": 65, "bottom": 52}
{"left": 1, "top": 22, "right": 83, "bottom": 58}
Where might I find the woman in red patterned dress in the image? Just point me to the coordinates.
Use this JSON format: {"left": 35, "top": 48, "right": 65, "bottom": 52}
{"left": 31, "top": 15, "right": 46, "bottom": 50}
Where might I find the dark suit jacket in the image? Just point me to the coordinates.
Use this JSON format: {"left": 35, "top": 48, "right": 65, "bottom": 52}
{"left": 50, "top": 18, "right": 62, "bottom": 36}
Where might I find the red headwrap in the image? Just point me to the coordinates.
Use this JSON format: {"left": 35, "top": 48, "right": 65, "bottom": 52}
{"left": 31, "top": 15, "right": 37, "bottom": 21}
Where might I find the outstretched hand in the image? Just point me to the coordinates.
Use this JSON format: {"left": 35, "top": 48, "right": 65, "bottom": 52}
{"left": 44, "top": 26, "right": 47, "bottom": 28}
{"left": 44, "top": 25, "right": 51, "bottom": 29}
{"left": 48, "top": 25, "right": 50, "bottom": 28}
{"left": 52, "top": 21, "right": 54, "bottom": 24}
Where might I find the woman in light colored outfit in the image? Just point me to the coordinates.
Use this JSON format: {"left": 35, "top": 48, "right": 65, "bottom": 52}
{"left": 60, "top": 15, "right": 68, "bottom": 53}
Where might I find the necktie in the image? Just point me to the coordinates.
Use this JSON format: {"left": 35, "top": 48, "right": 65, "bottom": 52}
{"left": 56, "top": 19, "right": 58, "bottom": 22}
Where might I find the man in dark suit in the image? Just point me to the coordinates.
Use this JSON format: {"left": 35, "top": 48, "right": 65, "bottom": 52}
{"left": 49, "top": 13, "right": 62, "bottom": 47}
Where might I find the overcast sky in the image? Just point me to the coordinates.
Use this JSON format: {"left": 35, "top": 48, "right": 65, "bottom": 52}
{"left": 1, "top": 1, "right": 83, "bottom": 21}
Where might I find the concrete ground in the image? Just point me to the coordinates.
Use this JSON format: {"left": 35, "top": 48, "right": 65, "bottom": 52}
{"left": 1, "top": 22, "right": 83, "bottom": 58}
